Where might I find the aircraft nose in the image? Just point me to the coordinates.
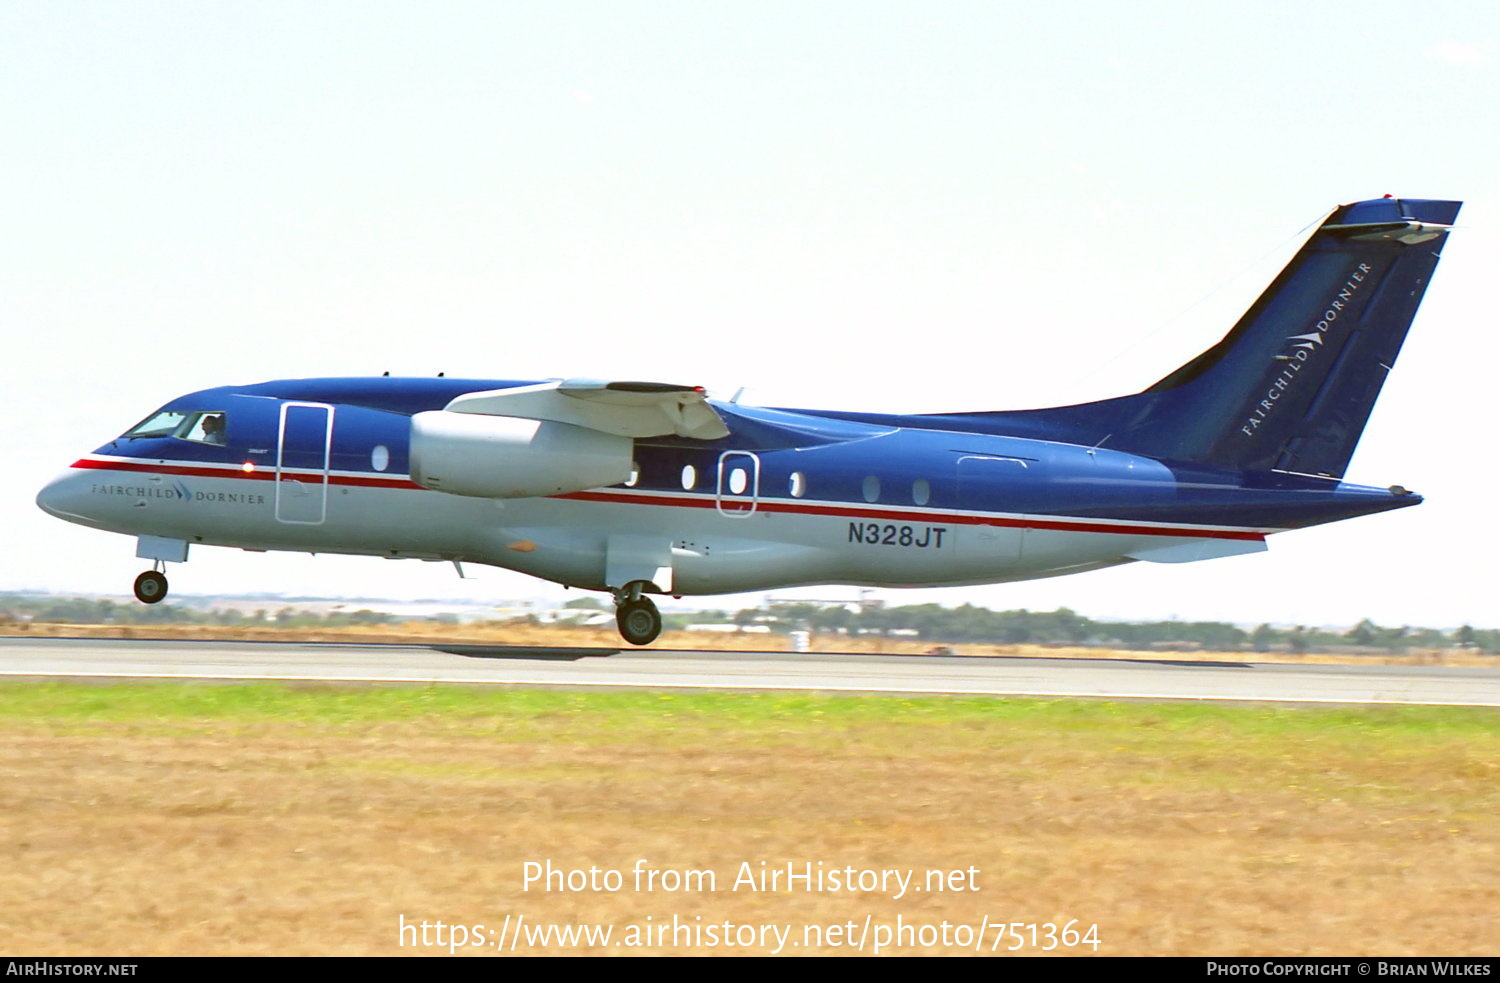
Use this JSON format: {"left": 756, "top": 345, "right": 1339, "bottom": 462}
{"left": 36, "top": 468, "right": 91, "bottom": 522}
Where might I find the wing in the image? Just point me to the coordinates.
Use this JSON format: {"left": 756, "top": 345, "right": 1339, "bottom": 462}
{"left": 444, "top": 379, "right": 730, "bottom": 440}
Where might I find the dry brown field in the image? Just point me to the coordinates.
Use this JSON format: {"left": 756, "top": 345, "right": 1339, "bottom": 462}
{"left": 1, "top": 625, "right": 1497, "bottom": 956}
{"left": 2, "top": 627, "right": 1500, "bottom": 960}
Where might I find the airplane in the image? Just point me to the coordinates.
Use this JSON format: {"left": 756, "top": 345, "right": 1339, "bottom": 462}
{"left": 36, "top": 196, "right": 1460, "bottom": 646}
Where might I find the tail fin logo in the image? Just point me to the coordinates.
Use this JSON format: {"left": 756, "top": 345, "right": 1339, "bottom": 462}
{"left": 1274, "top": 332, "right": 1326, "bottom": 359}
{"left": 1240, "top": 261, "right": 1374, "bottom": 439}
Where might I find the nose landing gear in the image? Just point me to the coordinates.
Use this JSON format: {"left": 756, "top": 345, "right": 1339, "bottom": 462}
{"left": 131, "top": 537, "right": 186, "bottom": 605}
{"left": 612, "top": 581, "right": 662, "bottom": 646}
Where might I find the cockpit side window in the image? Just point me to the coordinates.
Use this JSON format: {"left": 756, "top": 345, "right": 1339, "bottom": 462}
{"left": 122, "top": 410, "right": 228, "bottom": 444}
{"left": 182, "top": 412, "right": 228, "bottom": 445}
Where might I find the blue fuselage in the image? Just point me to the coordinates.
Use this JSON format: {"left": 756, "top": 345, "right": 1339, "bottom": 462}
{"left": 36, "top": 376, "right": 1416, "bottom": 597}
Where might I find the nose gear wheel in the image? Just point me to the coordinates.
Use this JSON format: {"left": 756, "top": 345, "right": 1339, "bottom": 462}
{"left": 133, "top": 570, "right": 168, "bottom": 604}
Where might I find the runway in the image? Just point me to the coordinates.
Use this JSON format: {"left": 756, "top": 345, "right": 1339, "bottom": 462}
{"left": 3, "top": 636, "right": 1500, "bottom": 706}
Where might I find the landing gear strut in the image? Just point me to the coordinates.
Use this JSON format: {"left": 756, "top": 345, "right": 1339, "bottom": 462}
{"left": 613, "top": 582, "right": 662, "bottom": 646}
{"left": 133, "top": 569, "right": 168, "bottom": 604}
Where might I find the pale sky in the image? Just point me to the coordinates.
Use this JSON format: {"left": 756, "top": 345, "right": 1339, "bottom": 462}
{"left": 6, "top": 1, "right": 1498, "bottom": 627}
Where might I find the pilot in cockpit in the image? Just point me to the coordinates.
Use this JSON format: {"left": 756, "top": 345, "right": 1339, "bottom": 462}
{"left": 200, "top": 414, "right": 227, "bottom": 445}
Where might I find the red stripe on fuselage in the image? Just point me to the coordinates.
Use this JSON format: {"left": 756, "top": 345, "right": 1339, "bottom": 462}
{"left": 70, "top": 457, "right": 423, "bottom": 490}
{"left": 71, "top": 457, "right": 1268, "bottom": 543}
{"left": 557, "top": 490, "right": 1268, "bottom": 542}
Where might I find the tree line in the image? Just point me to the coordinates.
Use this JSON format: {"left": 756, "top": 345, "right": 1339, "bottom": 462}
{"left": 3, "top": 592, "right": 1495, "bottom": 654}
{"left": 0, "top": 594, "right": 397, "bottom": 629}
{"left": 693, "top": 602, "right": 1500, "bottom": 654}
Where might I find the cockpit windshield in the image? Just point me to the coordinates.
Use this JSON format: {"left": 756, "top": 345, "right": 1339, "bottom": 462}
{"left": 123, "top": 410, "right": 188, "bottom": 439}
{"left": 123, "top": 410, "right": 228, "bottom": 444}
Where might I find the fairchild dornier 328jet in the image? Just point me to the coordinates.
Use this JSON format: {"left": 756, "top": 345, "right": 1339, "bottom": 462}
{"left": 37, "top": 196, "right": 1459, "bottom": 645}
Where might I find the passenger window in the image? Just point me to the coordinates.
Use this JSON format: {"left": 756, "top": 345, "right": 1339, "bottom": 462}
{"left": 681, "top": 465, "right": 697, "bottom": 490}
{"left": 789, "top": 472, "right": 806, "bottom": 498}
{"left": 862, "top": 475, "right": 881, "bottom": 503}
{"left": 912, "top": 478, "right": 931, "bottom": 506}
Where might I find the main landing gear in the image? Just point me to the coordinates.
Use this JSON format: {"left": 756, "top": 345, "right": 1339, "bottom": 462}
{"left": 133, "top": 568, "right": 168, "bottom": 604}
{"left": 613, "top": 582, "right": 662, "bottom": 646}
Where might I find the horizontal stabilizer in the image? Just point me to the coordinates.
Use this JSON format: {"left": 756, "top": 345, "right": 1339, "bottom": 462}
{"left": 446, "top": 379, "right": 730, "bottom": 440}
{"left": 1126, "top": 538, "right": 1268, "bottom": 564}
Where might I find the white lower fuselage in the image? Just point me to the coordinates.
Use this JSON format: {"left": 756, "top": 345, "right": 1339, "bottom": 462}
{"left": 45, "top": 453, "right": 1273, "bottom": 596}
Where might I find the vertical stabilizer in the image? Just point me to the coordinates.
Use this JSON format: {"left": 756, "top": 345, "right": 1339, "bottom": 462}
{"left": 955, "top": 197, "right": 1461, "bottom": 477}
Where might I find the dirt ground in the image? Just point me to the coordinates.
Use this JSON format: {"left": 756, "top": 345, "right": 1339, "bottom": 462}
{"left": 1, "top": 685, "right": 1496, "bottom": 956}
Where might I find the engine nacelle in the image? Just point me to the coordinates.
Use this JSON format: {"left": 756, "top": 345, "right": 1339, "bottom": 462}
{"left": 409, "top": 411, "right": 633, "bottom": 498}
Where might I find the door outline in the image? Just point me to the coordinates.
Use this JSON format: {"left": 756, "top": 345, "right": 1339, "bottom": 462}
{"left": 275, "top": 402, "right": 334, "bottom": 524}
{"left": 715, "top": 451, "right": 761, "bottom": 517}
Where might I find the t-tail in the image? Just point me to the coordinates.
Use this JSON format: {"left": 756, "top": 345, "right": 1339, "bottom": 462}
{"left": 959, "top": 196, "right": 1461, "bottom": 478}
